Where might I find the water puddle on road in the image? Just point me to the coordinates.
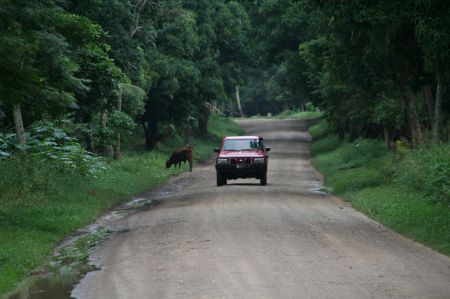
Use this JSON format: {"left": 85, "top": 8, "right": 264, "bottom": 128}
{"left": 8, "top": 265, "right": 97, "bottom": 299}
{"left": 6, "top": 227, "right": 108, "bottom": 299}
{"left": 5, "top": 177, "right": 188, "bottom": 299}
{"left": 307, "top": 180, "right": 330, "bottom": 195}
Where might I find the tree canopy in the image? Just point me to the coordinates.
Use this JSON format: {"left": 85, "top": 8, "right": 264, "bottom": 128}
{"left": 0, "top": 0, "right": 449, "bottom": 154}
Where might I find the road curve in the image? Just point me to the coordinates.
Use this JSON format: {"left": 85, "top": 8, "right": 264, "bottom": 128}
{"left": 73, "top": 119, "right": 450, "bottom": 299}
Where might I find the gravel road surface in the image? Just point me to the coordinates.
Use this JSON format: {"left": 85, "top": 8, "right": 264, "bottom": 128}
{"left": 72, "top": 119, "right": 450, "bottom": 299}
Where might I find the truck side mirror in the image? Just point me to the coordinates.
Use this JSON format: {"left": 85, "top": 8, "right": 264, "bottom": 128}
{"left": 213, "top": 148, "right": 220, "bottom": 153}
{"left": 265, "top": 147, "right": 271, "bottom": 152}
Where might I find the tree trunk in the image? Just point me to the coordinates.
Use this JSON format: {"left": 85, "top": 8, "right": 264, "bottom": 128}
{"left": 447, "top": 121, "right": 450, "bottom": 142}
{"left": 114, "top": 133, "right": 121, "bottom": 159}
{"left": 423, "top": 84, "right": 435, "bottom": 128}
{"left": 300, "top": 101, "right": 305, "bottom": 112}
{"left": 113, "top": 92, "right": 122, "bottom": 160}
{"left": 129, "top": 0, "right": 148, "bottom": 37}
{"left": 235, "top": 85, "right": 244, "bottom": 118}
{"left": 398, "top": 81, "right": 422, "bottom": 148}
{"left": 432, "top": 77, "right": 443, "bottom": 143}
{"left": 403, "top": 94, "right": 418, "bottom": 148}
{"left": 337, "top": 126, "right": 345, "bottom": 142}
{"left": 101, "top": 110, "right": 113, "bottom": 157}
{"left": 144, "top": 103, "right": 159, "bottom": 150}
{"left": 12, "top": 104, "right": 25, "bottom": 145}
{"left": 412, "top": 92, "right": 423, "bottom": 145}
{"left": 183, "top": 126, "right": 191, "bottom": 145}
{"left": 383, "top": 125, "right": 390, "bottom": 149}
{"left": 198, "top": 102, "right": 210, "bottom": 139}
{"left": 86, "top": 124, "right": 95, "bottom": 153}
{"left": 349, "top": 123, "right": 358, "bottom": 142}
{"left": 145, "top": 117, "right": 158, "bottom": 149}
{"left": 398, "top": 67, "right": 422, "bottom": 148}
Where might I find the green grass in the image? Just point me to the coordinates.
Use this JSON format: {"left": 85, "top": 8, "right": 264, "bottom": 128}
{"left": 0, "top": 114, "right": 242, "bottom": 296}
{"left": 309, "top": 119, "right": 450, "bottom": 256}
{"left": 394, "top": 144, "right": 450, "bottom": 204}
{"left": 310, "top": 134, "right": 340, "bottom": 156}
{"left": 274, "top": 110, "right": 323, "bottom": 120}
{"left": 312, "top": 139, "right": 392, "bottom": 193}
{"left": 248, "top": 109, "right": 323, "bottom": 120}
{"left": 309, "top": 119, "right": 333, "bottom": 139}
{"left": 348, "top": 186, "right": 450, "bottom": 254}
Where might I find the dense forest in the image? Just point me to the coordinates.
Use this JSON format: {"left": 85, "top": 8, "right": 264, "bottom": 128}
{"left": 1, "top": 0, "right": 449, "bottom": 159}
{"left": 0, "top": 1, "right": 449, "bottom": 295}
{"left": 240, "top": 0, "right": 449, "bottom": 148}
{"left": 0, "top": 0, "right": 251, "bottom": 162}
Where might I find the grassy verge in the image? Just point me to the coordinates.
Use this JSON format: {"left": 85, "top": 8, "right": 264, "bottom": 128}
{"left": 0, "top": 114, "right": 242, "bottom": 296}
{"left": 309, "top": 120, "right": 450, "bottom": 255}
{"left": 248, "top": 109, "right": 323, "bottom": 120}
{"left": 274, "top": 110, "right": 323, "bottom": 120}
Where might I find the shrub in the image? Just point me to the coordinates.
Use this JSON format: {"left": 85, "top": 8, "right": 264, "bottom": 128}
{"left": 304, "top": 101, "right": 316, "bottom": 112}
{"left": 310, "top": 134, "right": 340, "bottom": 155}
{"left": 0, "top": 121, "right": 107, "bottom": 178}
{"left": 394, "top": 144, "right": 450, "bottom": 204}
{"left": 338, "top": 139, "right": 387, "bottom": 168}
{"left": 309, "top": 119, "right": 333, "bottom": 140}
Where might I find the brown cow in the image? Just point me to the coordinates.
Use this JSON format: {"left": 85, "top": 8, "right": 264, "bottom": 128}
{"left": 165, "top": 147, "right": 193, "bottom": 172}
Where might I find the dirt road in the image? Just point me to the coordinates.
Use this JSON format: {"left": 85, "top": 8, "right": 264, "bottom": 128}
{"left": 72, "top": 119, "right": 450, "bottom": 299}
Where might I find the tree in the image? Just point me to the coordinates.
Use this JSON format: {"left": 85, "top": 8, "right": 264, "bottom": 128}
{"left": 415, "top": 0, "right": 450, "bottom": 142}
{"left": 0, "top": 0, "right": 86, "bottom": 144}
{"left": 142, "top": 1, "right": 200, "bottom": 148}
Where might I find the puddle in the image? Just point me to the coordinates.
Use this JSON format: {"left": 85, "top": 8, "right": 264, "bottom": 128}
{"left": 308, "top": 180, "right": 330, "bottom": 195}
{"left": 4, "top": 176, "right": 189, "bottom": 299}
{"left": 7, "top": 265, "right": 97, "bottom": 299}
{"left": 6, "top": 227, "right": 109, "bottom": 299}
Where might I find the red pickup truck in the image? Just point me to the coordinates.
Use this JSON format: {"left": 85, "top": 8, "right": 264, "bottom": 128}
{"left": 214, "top": 136, "right": 270, "bottom": 186}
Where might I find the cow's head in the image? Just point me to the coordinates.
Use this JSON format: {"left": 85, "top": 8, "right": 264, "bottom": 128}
{"left": 165, "top": 160, "right": 173, "bottom": 169}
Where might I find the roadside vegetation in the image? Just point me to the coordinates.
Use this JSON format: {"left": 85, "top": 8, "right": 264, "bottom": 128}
{"left": 0, "top": 1, "right": 248, "bottom": 295}
{"left": 1, "top": 0, "right": 449, "bottom": 295}
{"left": 0, "top": 115, "right": 242, "bottom": 295}
{"left": 248, "top": 103, "right": 322, "bottom": 120}
{"left": 273, "top": 110, "right": 322, "bottom": 120}
{"left": 309, "top": 120, "right": 450, "bottom": 256}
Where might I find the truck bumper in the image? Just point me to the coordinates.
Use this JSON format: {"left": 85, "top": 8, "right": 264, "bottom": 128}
{"left": 216, "top": 164, "right": 267, "bottom": 179}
